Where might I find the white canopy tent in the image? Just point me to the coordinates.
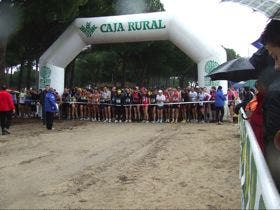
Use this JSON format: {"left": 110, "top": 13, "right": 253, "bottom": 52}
{"left": 39, "top": 12, "right": 227, "bottom": 93}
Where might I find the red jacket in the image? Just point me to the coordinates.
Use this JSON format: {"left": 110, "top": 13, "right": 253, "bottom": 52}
{"left": 249, "top": 92, "right": 264, "bottom": 153}
{"left": 0, "top": 90, "right": 15, "bottom": 112}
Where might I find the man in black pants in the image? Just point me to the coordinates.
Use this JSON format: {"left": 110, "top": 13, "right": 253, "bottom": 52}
{"left": 44, "top": 87, "right": 58, "bottom": 130}
{"left": 214, "top": 86, "right": 226, "bottom": 125}
{"left": 0, "top": 85, "right": 15, "bottom": 135}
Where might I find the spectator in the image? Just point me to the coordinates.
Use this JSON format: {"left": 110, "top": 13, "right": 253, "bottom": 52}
{"left": 234, "top": 86, "right": 254, "bottom": 115}
{"left": 0, "top": 85, "right": 15, "bottom": 135}
{"left": 10, "top": 90, "right": 18, "bottom": 117}
{"left": 215, "top": 86, "right": 226, "bottom": 125}
{"left": 246, "top": 81, "right": 265, "bottom": 153}
{"left": 260, "top": 19, "right": 280, "bottom": 189}
{"left": 227, "top": 87, "right": 236, "bottom": 123}
{"left": 243, "top": 86, "right": 254, "bottom": 105}
{"left": 44, "top": 87, "right": 58, "bottom": 130}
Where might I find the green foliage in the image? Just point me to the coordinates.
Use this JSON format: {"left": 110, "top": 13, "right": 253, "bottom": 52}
{"left": 0, "top": 1, "right": 22, "bottom": 40}
{"left": 4, "top": 0, "right": 196, "bottom": 88}
{"left": 224, "top": 47, "right": 240, "bottom": 61}
{"left": 74, "top": 40, "right": 196, "bottom": 87}
{"left": 7, "top": 65, "right": 37, "bottom": 88}
{"left": 114, "top": 0, "right": 163, "bottom": 15}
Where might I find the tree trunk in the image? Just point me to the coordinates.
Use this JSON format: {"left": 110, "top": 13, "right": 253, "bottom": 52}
{"left": 18, "top": 60, "right": 25, "bottom": 90}
{"left": 0, "top": 39, "right": 7, "bottom": 84}
{"left": 179, "top": 75, "right": 184, "bottom": 88}
{"left": 35, "top": 58, "right": 39, "bottom": 88}
{"left": 26, "top": 59, "right": 32, "bottom": 89}
{"left": 121, "top": 59, "right": 126, "bottom": 88}
{"left": 9, "top": 67, "right": 13, "bottom": 87}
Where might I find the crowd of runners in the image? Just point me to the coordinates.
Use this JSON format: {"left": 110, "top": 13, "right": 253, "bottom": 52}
{"left": 10, "top": 85, "right": 242, "bottom": 124}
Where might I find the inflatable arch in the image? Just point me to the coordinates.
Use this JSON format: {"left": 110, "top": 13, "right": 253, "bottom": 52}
{"left": 39, "top": 12, "right": 227, "bottom": 94}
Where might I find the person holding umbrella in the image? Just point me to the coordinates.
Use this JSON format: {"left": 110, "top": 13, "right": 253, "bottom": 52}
{"left": 260, "top": 19, "right": 280, "bottom": 189}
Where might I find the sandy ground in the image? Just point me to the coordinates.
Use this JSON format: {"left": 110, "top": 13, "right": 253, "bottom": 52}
{"left": 0, "top": 119, "right": 241, "bottom": 209}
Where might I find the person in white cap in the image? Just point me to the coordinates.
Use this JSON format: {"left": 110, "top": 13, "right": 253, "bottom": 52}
{"left": 156, "top": 90, "right": 166, "bottom": 123}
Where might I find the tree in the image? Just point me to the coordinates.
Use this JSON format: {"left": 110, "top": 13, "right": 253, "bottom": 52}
{"left": 224, "top": 47, "right": 240, "bottom": 61}
{"left": 4, "top": 0, "right": 197, "bottom": 89}
{"left": 73, "top": 0, "right": 166, "bottom": 87}
{"left": 5, "top": 0, "right": 88, "bottom": 88}
{"left": 0, "top": 0, "right": 21, "bottom": 84}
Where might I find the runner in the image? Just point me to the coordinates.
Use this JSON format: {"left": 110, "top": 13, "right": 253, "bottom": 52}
{"left": 69, "top": 88, "right": 78, "bottom": 120}
{"left": 149, "top": 89, "right": 157, "bottom": 123}
{"left": 124, "top": 87, "right": 132, "bottom": 123}
{"left": 141, "top": 88, "right": 150, "bottom": 123}
{"left": 111, "top": 86, "right": 117, "bottom": 122}
{"left": 19, "top": 89, "right": 26, "bottom": 118}
{"left": 197, "top": 87, "right": 206, "bottom": 123}
{"left": 55, "top": 90, "right": 62, "bottom": 120}
{"left": 92, "top": 88, "right": 100, "bottom": 122}
{"left": 114, "top": 89, "right": 123, "bottom": 123}
{"left": 101, "top": 86, "right": 111, "bottom": 123}
{"left": 202, "top": 87, "right": 211, "bottom": 122}
{"left": 156, "top": 90, "right": 166, "bottom": 123}
{"left": 170, "top": 87, "right": 180, "bottom": 123}
{"left": 75, "top": 88, "right": 83, "bottom": 120}
{"left": 164, "top": 88, "right": 171, "bottom": 123}
{"left": 181, "top": 87, "right": 190, "bottom": 123}
{"left": 132, "top": 86, "right": 141, "bottom": 122}
{"left": 209, "top": 86, "right": 217, "bottom": 122}
{"left": 87, "top": 89, "right": 94, "bottom": 121}
{"left": 189, "top": 86, "right": 198, "bottom": 123}
{"left": 61, "top": 88, "right": 70, "bottom": 119}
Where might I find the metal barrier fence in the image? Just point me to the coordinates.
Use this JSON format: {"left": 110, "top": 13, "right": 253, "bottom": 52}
{"left": 239, "top": 108, "right": 280, "bottom": 209}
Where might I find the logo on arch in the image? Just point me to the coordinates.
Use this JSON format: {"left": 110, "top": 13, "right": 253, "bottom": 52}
{"left": 204, "top": 60, "right": 220, "bottom": 87}
{"left": 205, "top": 60, "right": 219, "bottom": 74}
{"left": 39, "top": 66, "right": 51, "bottom": 89}
{"left": 80, "top": 22, "right": 98, "bottom": 37}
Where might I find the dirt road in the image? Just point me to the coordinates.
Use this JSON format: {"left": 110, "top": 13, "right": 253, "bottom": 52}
{"left": 0, "top": 120, "right": 240, "bottom": 209}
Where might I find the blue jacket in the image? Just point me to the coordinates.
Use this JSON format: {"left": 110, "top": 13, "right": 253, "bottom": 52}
{"left": 215, "top": 89, "right": 226, "bottom": 108}
{"left": 44, "top": 91, "right": 58, "bottom": 112}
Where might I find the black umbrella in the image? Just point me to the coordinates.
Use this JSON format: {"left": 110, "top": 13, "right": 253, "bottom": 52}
{"left": 207, "top": 57, "right": 258, "bottom": 82}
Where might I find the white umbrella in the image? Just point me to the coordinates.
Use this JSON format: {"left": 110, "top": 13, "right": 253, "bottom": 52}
{"left": 222, "top": 0, "right": 280, "bottom": 20}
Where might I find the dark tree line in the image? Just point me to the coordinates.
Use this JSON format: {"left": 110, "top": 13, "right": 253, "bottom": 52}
{"left": 0, "top": 0, "right": 238, "bottom": 90}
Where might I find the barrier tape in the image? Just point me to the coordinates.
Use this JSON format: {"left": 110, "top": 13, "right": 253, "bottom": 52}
{"left": 17, "top": 100, "right": 235, "bottom": 107}
{"left": 59, "top": 100, "right": 217, "bottom": 107}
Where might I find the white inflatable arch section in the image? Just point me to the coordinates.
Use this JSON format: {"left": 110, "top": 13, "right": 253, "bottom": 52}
{"left": 39, "top": 12, "right": 227, "bottom": 94}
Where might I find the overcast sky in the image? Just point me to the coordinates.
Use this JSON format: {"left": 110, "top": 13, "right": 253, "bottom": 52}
{"left": 161, "top": 0, "right": 269, "bottom": 57}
